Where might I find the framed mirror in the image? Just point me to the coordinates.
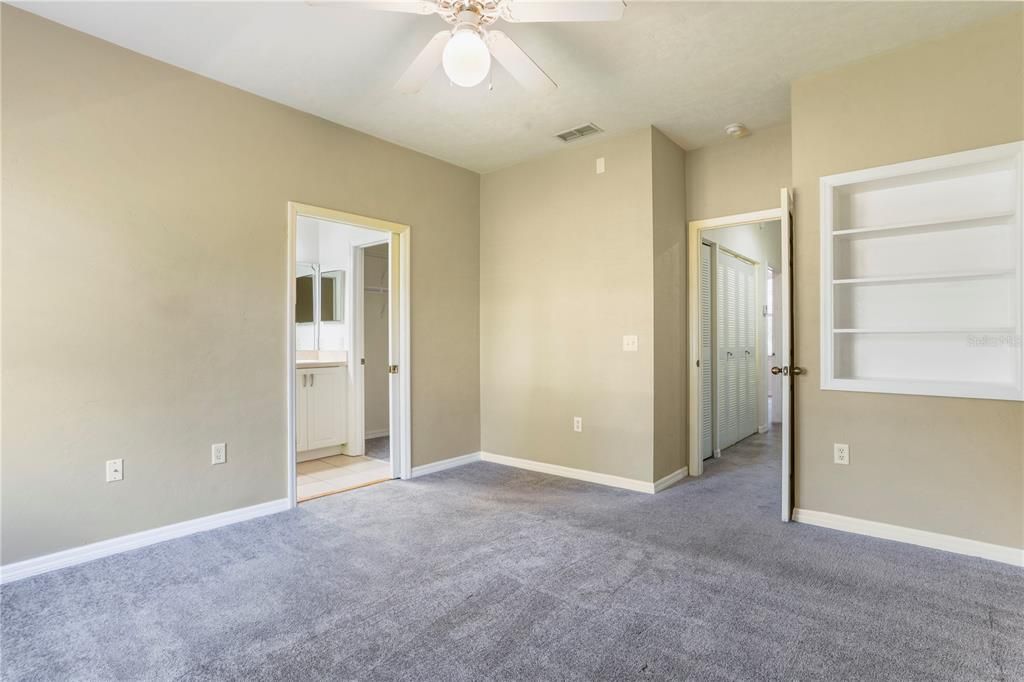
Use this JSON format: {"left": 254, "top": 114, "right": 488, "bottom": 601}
{"left": 320, "top": 269, "right": 345, "bottom": 323}
{"left": 296, "top": 263, "right": 317, "bottom": 351}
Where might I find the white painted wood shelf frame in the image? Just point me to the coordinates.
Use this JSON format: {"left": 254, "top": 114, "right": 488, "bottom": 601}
{"left": 820, "top": 141, "right": 1024, "bottom": 401}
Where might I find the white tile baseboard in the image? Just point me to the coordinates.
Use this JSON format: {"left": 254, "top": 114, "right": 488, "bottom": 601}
{"left": 0, "top": 498, "right": 290, "bottom": 584}
{"left": 793, "top": 508, "right": 1024, "bottom": 567}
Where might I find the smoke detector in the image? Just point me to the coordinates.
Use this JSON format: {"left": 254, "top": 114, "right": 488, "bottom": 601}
{"left": 725, "top": 123, "right": 750, "bottom": 139}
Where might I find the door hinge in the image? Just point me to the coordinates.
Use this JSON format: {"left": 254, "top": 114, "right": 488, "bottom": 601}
{"left": 388, "top": 364, "right": 399, "bottom": 374}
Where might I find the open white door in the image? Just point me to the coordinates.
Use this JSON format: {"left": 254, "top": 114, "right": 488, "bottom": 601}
{"left": 777, "top": 188, "right": 795, "bottom": 522}
{"left": 346, "top": 245, "right": 367, "bottom": 456}
{"left": 387, "top": 232, "right": 406, "bottom": 480}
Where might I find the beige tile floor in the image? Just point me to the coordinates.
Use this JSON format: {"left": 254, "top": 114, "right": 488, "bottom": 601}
{"left": 296, "top": 454, "right": 391, "bottom": 502}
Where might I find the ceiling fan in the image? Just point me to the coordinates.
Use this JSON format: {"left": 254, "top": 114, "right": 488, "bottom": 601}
{"left": 353, "top": 0, "right": 625, "bottom": 93}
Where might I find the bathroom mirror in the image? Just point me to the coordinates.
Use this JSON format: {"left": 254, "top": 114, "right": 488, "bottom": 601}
{"left": 321, "top": 270, "right": 345, "bottom": 323}
{"left": 296, "top": 263, "right": 317, "bottom": 352}
{"left": 295, "top": 264, "right": 316, "bottom": 324}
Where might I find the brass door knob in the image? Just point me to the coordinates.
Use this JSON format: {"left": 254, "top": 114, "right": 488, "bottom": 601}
{"left": 770, "top": 366, "right": 783, "bottom": 375}
{"left": 792, "top": 366, "right": 806, "bottom": 376}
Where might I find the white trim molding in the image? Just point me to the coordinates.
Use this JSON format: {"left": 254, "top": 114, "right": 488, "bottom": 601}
{"left": 365, "top": 428, "right": 390, "bottom": 440}
{"left": 653, "top": 467, "right": 689, "bottom": 493}
{"left": 0, "top": 499, "right": 290, "bottom": 585}
{"left": 793, "top": 508, "right": 1024, "bottom": 567}
{"left": 410, "top": 452, "right": 481, "bottom": 478}
{"left": 481, "top": 452, "right": 662, "bottom": 494}
{"left": 411, "top": 451, "right": 688, "bottom": 494}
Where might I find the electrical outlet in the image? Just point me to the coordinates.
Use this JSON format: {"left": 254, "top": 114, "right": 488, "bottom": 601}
{"left": 622, "top": 335, "right": 639, "bottom": 352}
{"left": 573, "top": 417, "right": 583, "bottom": 433}
{"left": 211, "top": 443, "right": 227, "bottom": 465}
{"left": 596, "top": 157, "right": 605, "bottom": 174}
{"left": 106, "top": 458, "right": 123, "bottom": 482}
{"left": 833, "top": 443, "right": 850, "bottom": 465}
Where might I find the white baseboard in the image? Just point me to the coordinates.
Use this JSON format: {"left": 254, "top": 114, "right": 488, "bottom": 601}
{"left": 365, "top": 429, "right": 389, "bottom": 439}
{"left": 410, "top": 451, "right": 481, "bottom": 478}
{"left": 654, "top": 467, "right": 689, "bottom": 492}
{"left": 480, "top": 451, "right": 657, "bottom": 493}
{"left": 793, "top": 508, "right": 1024, "bottom": 567}
{"left": 0, "top": 498, "right": 290, "bottom": 585}
{"left": 758, "top": 424, "right": 770, "bottom": 434}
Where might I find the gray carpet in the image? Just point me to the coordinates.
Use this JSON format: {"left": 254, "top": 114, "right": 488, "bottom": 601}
{"left": 366, "top": 436, "right": 390, "bottom": 462}
{"left": 2, "top": 430, "right": 1022, "bottom": 681}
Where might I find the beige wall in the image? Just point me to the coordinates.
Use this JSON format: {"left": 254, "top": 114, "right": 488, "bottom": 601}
{"left": 363, "top": 244, "right": 390, "bottom": 437}
{"left": 651, "top": 129, "right": 688, "bottom": 480}
{"left": 685, "top": 123, "right": 792, "bottom": 222}
{"left": 480, "top": 129, "right": 656, "bottom": 483}
{"left": 791, "top": 13, "right": 1024, "bottom": 548}
{"left": 1, "top": 7, "right": 480, "bottom": 563}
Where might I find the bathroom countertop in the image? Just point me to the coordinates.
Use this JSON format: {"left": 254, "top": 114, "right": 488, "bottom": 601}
{"left": 296, "top": 361, "right": 347, "bottom": 369}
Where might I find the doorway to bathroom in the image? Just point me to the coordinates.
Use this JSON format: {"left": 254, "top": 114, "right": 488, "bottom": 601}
{"left": 287, "top": 202, "right": 410, "bottom": 506}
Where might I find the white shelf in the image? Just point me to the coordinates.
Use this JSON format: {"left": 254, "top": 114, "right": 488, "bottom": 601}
{"left": 820, "top": 141, "right": 1024, "bottom": 401}
{"left": 832, "top": 209, "right": 1014, "bottom": 238}
{"left": 833, "top": 327, "right": 1016, "bottom": 335}
{"left": 832, "top": 270, "right": 1014, "bottom": 285}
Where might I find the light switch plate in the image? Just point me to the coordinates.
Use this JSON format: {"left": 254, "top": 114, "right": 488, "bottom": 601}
{"left": 596, "top": 157, "right": 605, "bottom": 174}
{"left": 622, "top": 335, "right": 639, "bottom": 352}
{"left": 106, "top": 458, "right": 123, "bottom": 482}
{"left": 573, "top": 417, "right": 583, "bottom": 432}
{"left": 212, "top": 443, "right": 227, "bottom": 465}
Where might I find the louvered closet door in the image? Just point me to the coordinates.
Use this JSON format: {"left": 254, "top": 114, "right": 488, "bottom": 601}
{"left": 735, "top": 258, "right": 750, "bottom": 442}
{"left": 717, "top": 251, "right": 739, "bottom": 450}
{"left": 717, "top": 251, "right": 758, "bottom": 451}
{"left": 701, "top": 244, "right": 713, "bottom": 460}
{"left": 738, "top": 260, "right": 758, "bottom": 439}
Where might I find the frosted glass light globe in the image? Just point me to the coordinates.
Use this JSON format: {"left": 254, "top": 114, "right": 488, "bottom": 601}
{"left": 442, "top": 29, "right": 491, "bottom": 88}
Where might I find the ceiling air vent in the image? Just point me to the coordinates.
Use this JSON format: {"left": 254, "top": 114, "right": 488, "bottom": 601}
{"left": 555, "top": 123, "right": 603, "bottom": 143}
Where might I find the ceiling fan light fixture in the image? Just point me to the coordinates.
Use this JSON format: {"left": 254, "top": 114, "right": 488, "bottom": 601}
{"left": 442, "top": 27, "right": 491, "bottom": 87}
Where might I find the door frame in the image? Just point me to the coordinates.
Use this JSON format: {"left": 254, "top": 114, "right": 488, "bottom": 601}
{"left": 286, "top": 202, "right": 412, "bottom": 509}
{"left": 686, "top": 201, "right": 789, "bottom": 486}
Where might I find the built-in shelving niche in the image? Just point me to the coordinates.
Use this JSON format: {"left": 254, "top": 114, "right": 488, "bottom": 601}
{"left": 820, "top": 141, "right": 1024, "bottom": 401}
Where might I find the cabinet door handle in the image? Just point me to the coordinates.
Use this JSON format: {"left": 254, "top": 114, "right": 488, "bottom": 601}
{"left": 302, "top": 374, "right": 306, "bottom": 388}
{"left": 310, "top": 374, "right": 315, "bottom": 387}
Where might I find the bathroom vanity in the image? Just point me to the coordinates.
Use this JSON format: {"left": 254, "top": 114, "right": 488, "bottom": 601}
{"left": 296, "top": 359, "right": 347, "bottom": 461}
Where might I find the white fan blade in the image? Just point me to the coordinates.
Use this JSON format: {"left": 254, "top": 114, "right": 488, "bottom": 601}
{"left": 486, "top": 31, "right": 557, "bottom": 93}
{"left": 342, "top": 1, "right": 438, "bottom": 14}
{"left": 502, "top": 0, "right": 624, "bottom": 23}
{"left": 395, "top": 30, "right": 450, "bottom": 93}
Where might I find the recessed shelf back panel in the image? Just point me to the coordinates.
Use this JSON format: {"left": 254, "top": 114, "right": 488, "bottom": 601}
{"left": 833, "top": 333, "right": 1019, "bottom": 386}
{"left": 833, "top": 220, "right": 1015, "bottom": 280}
{"left": 835, "top": 159, "right": 1016, "bottom": 231}
{"left": 833, "top": 277, "right": 1016, "bottom": 331}
{"left": 821, "top": 141, "right": 1023, "bottom": 401}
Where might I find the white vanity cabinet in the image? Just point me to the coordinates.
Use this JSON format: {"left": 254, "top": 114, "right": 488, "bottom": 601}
{"left": 295, "top": 365, "right": 347, "bottom": 453}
